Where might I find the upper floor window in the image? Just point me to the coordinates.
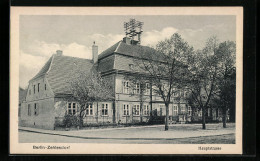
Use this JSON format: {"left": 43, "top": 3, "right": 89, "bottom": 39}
{"left": 145, "top": 83, "right": 150, "bottom": 95}
{"left": 123, "top": 81, "right": 129, "bottom": 94}
{"left": 123, "top": 104, "right": 130, "bottom": 116}
{"left": 45, "top": 84, "right": 47, "bottom": 90}
{"left": 133, "top": 104, "right": 140, "bottom": 116}
{"left": 188, "top": 106, "right": 192, "bottom": 116}
{"left": 33, "top": 85, "right": 36, "bottom": 94}
{"left": 129, "top": 64, "right": 134, "bottom": 70}
{"left": 181, "top": 106, "right": 185, "bottom": 112}
{"left": 173, "top": 105, "right": 178, "bottom": 115}
{"left": 133, "top": 83, "right": 140, "bottom": 94}
{"left": 102, "top": 103, "right": 108, "bottom": 116}
{"left": 67, "top": 102, "right": 77, "bottom": 115}
{"left": 38, "top": 83, "right": 40, "bottom": 92}
{"left": 86, "top": 104, "right": 93, "bottom": 116}
{"left": 28, "top": 104, "right": 31, "bottom": 116}
{"left": 143, "top": 104, "right": 150, "bottom": 116}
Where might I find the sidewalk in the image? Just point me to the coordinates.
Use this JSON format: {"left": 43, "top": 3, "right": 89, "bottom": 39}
{"left": 19, "top": 123, "right": 235, "bottom": 140}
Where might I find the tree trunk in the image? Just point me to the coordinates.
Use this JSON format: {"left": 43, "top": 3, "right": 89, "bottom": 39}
{"left": 223, "top": 106, "right": 227, "bottom": 128}
{"left": 165, "top": 104, "right": 169, "bottom": 131}
{"left": 202, "top": 107, "right": 206, "bottom": 129}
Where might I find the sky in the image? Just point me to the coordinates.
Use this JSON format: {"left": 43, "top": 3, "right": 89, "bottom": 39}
{"left": 19, "top": 15, "right": 236, "bottom": 88}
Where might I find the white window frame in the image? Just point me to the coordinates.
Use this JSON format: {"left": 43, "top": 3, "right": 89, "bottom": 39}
{"left": 133, "top": 104, "right": 140, "bottom": 116}
{"left": 101, "top": 103, "right": 108, "bottom": 116}
{"left": 67, "top": 102, "right": 77, "bottom": 115}
{"left": 173, "top": 105, "right": 178, "bottom": 116}
{"left": 188, "top": 106, "right": 192, "bottom": 116}
{"left": 123, "top": 104, "right": 130, "bottom": 116}
{"left": 145, "top": 83, "right": 150, "bottom": 95}
{"left": 133, "top": 83, "right": 140, "bottom": 94}
{"left": 143, "top": 104, "right": 150, "bottom": 116}
{"left": 85, "top": 104, "right": 94, "bottom": 116}
{"left": 181, "top": 106, "right": 185, "bottom": 113}
{"left": 123, "top": 81, "right": 129, "bottom": 94}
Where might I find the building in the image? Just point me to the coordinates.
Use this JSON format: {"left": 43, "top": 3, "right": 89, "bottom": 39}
{"left": 19, "top": 20, "right": 226, "bottom": 130}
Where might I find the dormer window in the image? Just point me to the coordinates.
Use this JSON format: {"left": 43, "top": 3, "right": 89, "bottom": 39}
{"left": 129, "top": 64, "right": 134, "bottom": 70}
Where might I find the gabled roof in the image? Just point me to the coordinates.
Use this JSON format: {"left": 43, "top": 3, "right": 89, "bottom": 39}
{"left": 30, "top": 54, "right": 93, "bottom": 95}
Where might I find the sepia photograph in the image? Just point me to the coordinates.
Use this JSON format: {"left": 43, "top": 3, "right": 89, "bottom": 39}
{"left": 10, "top": 7, "right": 243, "bottom": 154}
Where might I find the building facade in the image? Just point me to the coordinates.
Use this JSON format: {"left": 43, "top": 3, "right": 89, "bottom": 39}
{"left": 19, "top": 37, "right": 225, "bottom": 130}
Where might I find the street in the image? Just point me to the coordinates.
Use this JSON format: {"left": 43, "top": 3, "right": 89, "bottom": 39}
{"left": 19, "top": 123, "right": 235, "bottom": 144}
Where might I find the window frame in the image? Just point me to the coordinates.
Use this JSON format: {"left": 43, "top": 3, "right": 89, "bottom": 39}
{"left": 101, "top": 103, "right": 108, "bottom": 116}
{"left": 133, "top": 83, "right": 140, "bottom": 94}
{"left": 133, "top": 104, "right": 140, "bottom": 116}
{"left": 38, "top": 83, "right": 40, "bottom": 92}
{"left": 86, "top": 104, "right": 94, "bottom": 116}
{"left": 28, "top": 104, "right": 31, "bottom": 116}
{"left": 67, "top": 102, "right": 77, "bottom": 115}
{"left": 123, "top": 81, "right": 129, "bottom": 94}
{"left": 143, "top": 104, "right": 150, "bottom": 116}
{"left": 173, "top": 105, "right": 178, "bottom": 116}
{"left": 123, "top": 104, "right": 130, "bottom": 116}
{"left": 145, "top": 83, "right": 150, "bottom": 95}
{"left": 188, "top": 106, "right": 192, "bottom": 116}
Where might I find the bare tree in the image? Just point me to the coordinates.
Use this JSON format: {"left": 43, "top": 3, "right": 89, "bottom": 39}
{"left": 137, "top": 33, "right": 193, "bottom": 131}
{"left": 69, "top": 69, "right": 114, "bottom": 128}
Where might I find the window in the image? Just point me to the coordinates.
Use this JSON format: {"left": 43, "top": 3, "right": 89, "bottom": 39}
{"left": 38, "top": 83, "right": 40, "bottom": 92}
{"left": 67, "top": 102, "right": 77, "bottom": 115}
{"left": 188, "top": 106, "right": 192, "bottom": 116}
{"left": 133, "top": 104, "right": 140, "bottom": 116}
{"left": 123, "top": 81, "right": 129, "bottom": 94}
{"left": 208, "top": 108, "right": 211, "bottom": 117}
{"left": 86, "top": 104, "right": 93, "bottom": 116}
{"left": 45, "top": 84, "right": 47, "bottom": 90}
{"left": 28, "top": 104, "right": 31, "bottom": 116}
{"left": 133, "top": 83, "right": 140, "bottom": 94}
{"left": 102, "top": 103, "right": 108, "bottom": 116}
{"left": 198, "top": 109, "right": 202, "bottom": 117}
{"left": 143, "top": 105, "right": 150, "bottom": 116}
{"left": 33, "top": 85, "right": 35, "bottom": 94}
{"left": 145, "top": 83, "right": 150, "bottom": 95}
{"left": 181, "top": 106, "right": 185, "bottom": 113}
{"left": 34, "top": 103, "right": 39, "bottom": 116}
{"left": 173, "top": 105, "right": 178, "bottom": 115}
{"left": 123, "top": 104, "right": 130, "bottom": 116}
{"left": 129, "top": 64, "right": 134, "bottom": 70}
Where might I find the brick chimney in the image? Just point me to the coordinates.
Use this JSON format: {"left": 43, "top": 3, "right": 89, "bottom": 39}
{"left": 56, "top": 50, "right": 63, "bottom": 56}
{"left": 92, "top": 41, "right": 98, "bottom": 63}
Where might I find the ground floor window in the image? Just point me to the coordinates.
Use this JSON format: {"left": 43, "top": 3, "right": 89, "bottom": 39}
{"left": 143, "top": 105, "right": 150, "bottom": 116}
{"left": 188, "top": 106, "right": 192, "bottom": 116}
{"left": 28, "top": 104, "right": 31, "bottom": 116}
{"left": 123, "top": 104, "right": 130, "bottom": 116}
{"left": 198, "top": 109, "right": 202, "bottom": 117}
{"left": 102, "top": 103, "right": 108, "bottom": 116}
{"left": 173, "top": 105, "right": 178, "bottom": 116}
{"left": 133, "top": 104, "right": 140, "bottom": 116}
{"left": 34, "top": 103, "right": 39, "bottom": 116}
{"left": 86, "top": 104, "right": 93, "bottom": 116}
{"left": 67, "top": 102, "right": 77, "bottom": 115}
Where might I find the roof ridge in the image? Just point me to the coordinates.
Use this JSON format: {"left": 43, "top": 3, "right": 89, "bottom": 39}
{"left": 46, "top": 54, "right": 55, "bottom": 74}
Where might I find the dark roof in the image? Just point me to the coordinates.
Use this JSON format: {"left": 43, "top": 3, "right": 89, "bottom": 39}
{"left": 30, "top": 54, "right": 93, "bottom": 95}
{"left": 98, "top": 41, "right": 163, "bottom": 61}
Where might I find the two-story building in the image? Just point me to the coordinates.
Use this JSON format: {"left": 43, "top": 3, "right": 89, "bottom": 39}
{"left": 19, "top": 36, "right": 224, "bottom": 129}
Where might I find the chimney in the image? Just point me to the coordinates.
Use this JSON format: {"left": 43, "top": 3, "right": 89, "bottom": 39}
{"left": 56, "top": 50, "right": 63, "bottom": 56}
{"left": 92, "top": 41, "right": 98, "bottom": 63}
{"left": 123, "top": 37, "right": 131, "bottom": 45}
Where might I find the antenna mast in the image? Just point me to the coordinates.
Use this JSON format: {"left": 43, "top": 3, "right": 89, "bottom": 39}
{"left": 124, "top": 18, "right": 144, "bottom": 44}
